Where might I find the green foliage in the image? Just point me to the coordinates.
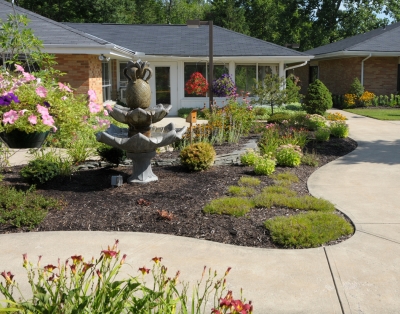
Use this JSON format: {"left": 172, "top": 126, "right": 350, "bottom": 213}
{"left": 251, "top": 74, "right": 294, "bottom": 115}
{"left": 180, "top": 142, "right": 216, "bottom": 171}
{"left": 20, "top": 159, "right": 60, "bottom": 184}
{"left": 267, "top": 112, "right": 292, "bottom": 124}
{"left": 270, "top": 171, "right": 299, "bottom": 186}
{"left": 303, "top": 79, "right": 333, "bottom": 115}
{"left": 315, "top": 127, "right": 331, "bottom": 142}
{"left": 29, "top": 147, "right": 75, "bottom": 177}
{"left": 0, "top": 185, "right": 61, "bottom": 229}
{"left": 253, "top": 106, "right": 269, "bottom": 117}
{"left": 240, "top": 149, "right": 260, "bottom": 166}
{"left": 238, "top": 176, "right": 261, "bottom": 187}
{"left": 97, "top": 145, "right": 126, "bottom": 166}
{"left": 177, "top": 107, "right": 207, "bottom": 119}
{"left": 285, "top": 74, "right": 302, "bottom": 103}
{"left": 330, "top": 121, "right": 349, "bottom": 138}
{"left": 262, "top": 185, "right": 297, "bottom": 197}
{"left": 305, "top": 114, "right": 327, "bottom": 131}
{"left": 348, "top": 78, "right": 364, "bottom": 98}
{"left": 264, "top": 212, "right": 354, "bottom": 248}
{"left": 0, "top": 141, "right": 10, "bottom": 179}
{"left": 253, "top": 156, "right": 276, "bottom": 176}
{"left": 301, "top": 151, "right": 319, "bottom": 167}
{"left": 0, "top": 240, "right": 251, "bottom": 313}
{"left": 203, "top": 196, "right": 254, "bottom": 217}
{"left": 228, "top": 186, "right": 257, "bottom": 197}
{"left": 275, "top": 144, "right": 302, "bottom": 167}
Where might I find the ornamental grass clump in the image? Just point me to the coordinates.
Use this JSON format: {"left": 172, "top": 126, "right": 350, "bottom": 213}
{"left": 203, "top": 197, "right": 254, "bottom": 217}
{"left": 180, "top": 142, "right": 216, "bottom": 171}
{"left": 264, "top": 212, "right": 354, "bottom": 248}
{"left": 275, "top": 144, "right": 302, "bottom": 167}
{"left": 0, "top": 240, "right": 253, "bottom": 313}
{"left": 330, "top": 121, "right": 349, "bottom": 138}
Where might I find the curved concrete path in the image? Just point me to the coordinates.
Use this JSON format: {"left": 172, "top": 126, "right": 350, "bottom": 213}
{"left": 1, "top": 111, "right": 400, "bottom": 313}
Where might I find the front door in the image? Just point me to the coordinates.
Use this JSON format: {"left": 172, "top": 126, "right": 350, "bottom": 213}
{"left": 150, "top": 62, "right": 178, "bottom": 116}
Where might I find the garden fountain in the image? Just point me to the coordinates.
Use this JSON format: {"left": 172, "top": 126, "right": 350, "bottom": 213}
{"left": 96, "top": 60, "right": 187, "bottom": 184}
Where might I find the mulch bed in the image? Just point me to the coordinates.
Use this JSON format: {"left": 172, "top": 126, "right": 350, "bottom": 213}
{"left": 0, "top": 136, "right": 358, "bottom": 249}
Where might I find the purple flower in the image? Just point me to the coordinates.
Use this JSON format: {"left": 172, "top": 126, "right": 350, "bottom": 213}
{"left": 43, "top": 101, "right": 51, "bottom": 108}
{"left": 0, "top": 93, "right": 20, "bottom": 106}
{"left": 212, "top": 74, "right": 236, "bottom": 97}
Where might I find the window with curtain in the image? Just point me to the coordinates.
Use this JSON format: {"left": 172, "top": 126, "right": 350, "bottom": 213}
{"left": 102, "top": 61, "right": 111, "bottom": 102}
{"left": 309, "top": 66, "right": 319, "bottom": 83}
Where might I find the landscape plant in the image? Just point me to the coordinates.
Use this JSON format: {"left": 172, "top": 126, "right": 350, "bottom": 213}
{"left": 180, "top": 142, "right": 216, "bottom": 171}
{"left": 275, "top": 144, "right": 303, "bottom": 167}
{"left": 253, "top": 155, "right": 276, "bottom": 176}
{"left": 185, "top": 72, "right": 209, "bottom": 96}
{"left": 301, "top": 151, "right": 319, "bottom": 167}
{"left": 302, "top": 79, "right": 332, "bottom": 115}
{"left": 315, "top": 127, "right": 331, "bottom": 142}
{"left": 264, "top": 212, "right": 354, "bottom": 248}
{"left": 20, "top": 159, "right": 60, "bottom": 184}
{"left": 0, "top": 240, "right": 253, "bottom": 313}
{"left": 240, "top": 149, "right": 260, "bottom": 166}
{"left": 203, "top": 196, "right": 254, "bottom": 217}
{"left": 305, "top": 114, "right": 327, "bottom": 131}
{"left": 330, "top": 121, "right": 349, "bottom": 138}
{"left": 212, "top": 74, "right": 236, "bottom": 97}
{"left": 326, "top": 112, "right": 347, "bottom": 121}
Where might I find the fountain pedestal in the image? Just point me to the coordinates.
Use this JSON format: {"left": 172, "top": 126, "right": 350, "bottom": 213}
{"left": 127, "top": 151, "right": 158, "bottom": 184}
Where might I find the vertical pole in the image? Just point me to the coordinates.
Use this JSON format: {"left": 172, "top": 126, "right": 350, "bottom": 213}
{"left": 209, "top": 21, "right": 214, "bottom": 112}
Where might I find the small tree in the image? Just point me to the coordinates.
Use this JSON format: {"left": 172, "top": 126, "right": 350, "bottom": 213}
{"left": 251, "top": 74, "right": 296, "bottom": 115}
{"left": 348, "top": 77, "right": 364, "bottom": 98}
{"left": 302, "top": 79, "right": 332, "bottom": 115}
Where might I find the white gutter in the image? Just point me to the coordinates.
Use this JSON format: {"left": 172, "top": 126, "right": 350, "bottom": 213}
{"left": 361, "top": 53, "right": 372, "bottom": 86}
{"left": 312, "top": 51, "right": 400, "bottom": 60}
{"left": 285, "top": 60, "right": 308, "bottom": 72}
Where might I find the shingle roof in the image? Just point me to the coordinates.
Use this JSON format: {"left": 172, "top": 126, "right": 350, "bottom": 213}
{"left": 0, "top": 0, "right": 114, "bottom": 48}
{"left": 306, "top": 21, "right": 400, "bottom": 55}
{"left": 64, "top": 23, "right": 310, "bottom": 58}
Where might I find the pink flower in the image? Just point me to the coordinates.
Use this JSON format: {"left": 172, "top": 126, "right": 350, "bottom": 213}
{"left": 37, "top": 104, "right": 49, "bottom": 115}
{"left": 105, "top": 104, "right": 113, "bottom": 111}
{"left": 23, "top": 72, "right": 36, "bottom": 82}
{"left": 52, "top": 126, "right": 57, "bottom": 132}
{"left": 18, "top": 109, "right": 27, "bottom": 116}
{"left": 103, "top": 110, "right": 109, "bottom": 116}
{"left": 61, "top": 96, "right": 67, "bottom": 101}
{"left": 88, "top": 102, "right": 101, "bottom": 113}
{"left": 3, "top": 110, "right": 19, "bottom": 124}
{"left": 35, "top": 86, "right": 48, "bottom": 98}
{"left": 58, "top": 82, "right": 72, "bottom": 92}
{"left": 28, "top": 115, "right": 37, "bottom": 125}
{"left": 88, "top": 89, "right": 97, "bottom": 102}
{"left": 42, "top": 114, "right": 55, "bottom": 126}
{"left": 14, "top": 64, "right": 25, "bottom": 72}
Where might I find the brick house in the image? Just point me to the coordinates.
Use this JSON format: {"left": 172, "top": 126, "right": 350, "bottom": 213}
{"left": 292, "top": 22, "right": 400, "bottom": 97}
{"left": 1, "top": 0, "right": 313, "bottom": 115}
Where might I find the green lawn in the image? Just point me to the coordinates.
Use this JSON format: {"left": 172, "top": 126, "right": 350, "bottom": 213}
{"left": 344, "top": 108, "right": 400, "bottom": 120}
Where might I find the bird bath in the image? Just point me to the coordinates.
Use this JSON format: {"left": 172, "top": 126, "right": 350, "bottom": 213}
{"left": 96, "top": 60, "right": 187, "bottom": 184}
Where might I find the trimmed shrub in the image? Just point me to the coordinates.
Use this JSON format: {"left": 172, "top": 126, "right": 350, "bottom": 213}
{"left": 267, "top": 112, "right": 292, "bottom": 124}
{"left": 348, "top": 77, "right": 364, "bottom": 98}
{"left": 302, "top": 79, "right": 333, "bottom": 115}
{"left": 180, "top": 142, "right": 216, "bottom": 171}
{"left": 97, "top": 146, "right": 126, "bottom": 166}
{"left": 21, "top": 159, "right": 60, "bottom": 184}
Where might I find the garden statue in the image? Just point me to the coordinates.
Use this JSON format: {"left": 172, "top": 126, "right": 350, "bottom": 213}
{"left": 96, "top": 60, "right": 187, "bottom": 184}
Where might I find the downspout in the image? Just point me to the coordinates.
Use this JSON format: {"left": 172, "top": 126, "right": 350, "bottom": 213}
{"left": 285, "top": 60, "right": 308, "bottom": 73}
{"left": 361, "top": 54, "right": 372, "bottom": 86}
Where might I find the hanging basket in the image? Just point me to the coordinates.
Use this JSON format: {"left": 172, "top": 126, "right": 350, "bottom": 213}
{"left": 185, "top": 72, "right": 209, "bottom": 96}
{"left": 0, "top": 129, "right": 49, "bottom": 148}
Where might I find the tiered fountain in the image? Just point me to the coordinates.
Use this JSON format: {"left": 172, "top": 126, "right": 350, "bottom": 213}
{"left": 96, "top": 60, "right": 187, "bottom": 184}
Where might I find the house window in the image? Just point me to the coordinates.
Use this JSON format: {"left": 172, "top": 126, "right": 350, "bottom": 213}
{"left": 258, "top": 64, "right": 278, "bottom": 81}
{"left": 119, "top": 61, "right": 128, "bottom": 88}
{"left": 309, "top": 66, "right": 319, "bottom": 83}
{"left": 235, "top": 65, "right": 256, "bottom": 94}
{"left": 184, "top": 63, "right": 228, "bottom": 97}
{"left": 102, "top": 61, "right": 111, "bottom": 102}
{"left": 397, "top": 64, "right": 400, "bottom": 92}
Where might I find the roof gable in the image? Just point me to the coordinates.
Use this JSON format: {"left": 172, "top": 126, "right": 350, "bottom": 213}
{"left": 64, "top": 23, "right": 311, "bottom": 58}
{"left": 306, "top": 21, "right": 400, "bottom": 55}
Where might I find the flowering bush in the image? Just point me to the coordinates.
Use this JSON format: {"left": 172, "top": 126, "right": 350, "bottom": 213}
{"left": 0, "top": 240, "right": 253, "bottom": 313}
{"left": 275, "top": 144, "right": 303, "bottom": 167}
{"left": 344, "top": 93, "right": 357, "bottom": 107}
{"left": 212, "top": 74, "right": 236, "bottom": 97}
{"left": 326, "top": 112, "right": 347, "bottom": 121}
{"left": 305, "top": 114, "right": 327, "bottom": 131}
{"left": 254, "top": 155, "right": 276, "bottom": 175}
{"left": 359, "top": 91, "right": 375, "bottom": 106}
{"left": 185, "top": 72, "right": 209, "bottom": 96}
{"left": 330, "top": 121, "right": 349, "bottom": 138}
{"left": 0, "top": 66, "right": 110, "bottom": 147}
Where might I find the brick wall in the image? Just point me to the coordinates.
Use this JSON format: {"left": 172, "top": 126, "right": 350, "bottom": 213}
{"left": 53, "top": 54, "right": 103, "bottom": 101}
{"left": 294, "top": 57, "right": 399, "bottom": 96}
{"left": 111, "top": 59, "right": 118, "bottom": 100}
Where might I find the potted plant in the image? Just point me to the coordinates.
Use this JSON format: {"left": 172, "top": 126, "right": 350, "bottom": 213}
{"left": 184, "top": 72, "right": 209, "bottom": 96}
{"left": 212, "top": 74, "right": 236, "bottom": 97}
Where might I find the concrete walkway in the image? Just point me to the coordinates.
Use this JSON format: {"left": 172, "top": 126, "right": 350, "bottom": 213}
{"left": 1, "top": 112, "right": 400, "bottom": 313}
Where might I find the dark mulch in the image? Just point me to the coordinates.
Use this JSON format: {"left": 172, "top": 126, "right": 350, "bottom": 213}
{"left": 0, "top": 136, "right": 358, "bottom": 249}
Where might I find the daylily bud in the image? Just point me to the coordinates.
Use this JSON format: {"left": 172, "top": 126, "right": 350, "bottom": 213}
{"left": 96, "top": 269, "right": 102, "bottom": 279}
{"left": 1, "top": 271, "right": 14, "bottom": 285}
{"left": 225, "top": 267, "right": 231, "bottom": 276}
{"left": 22, "top": 253, "right": 28, "bottom": 268}
{"left": 120, "top": 254, "right": 127, "bottom": 265}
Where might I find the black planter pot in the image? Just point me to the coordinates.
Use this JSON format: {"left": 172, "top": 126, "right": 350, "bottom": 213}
{"left": 0, "top": 129, "right": 49, "bottom": 148}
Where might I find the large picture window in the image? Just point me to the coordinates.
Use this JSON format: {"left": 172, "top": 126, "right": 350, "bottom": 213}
{"left": 235, "top": 65, "right": 256, "bottom": 93}
{"left": 184, "top": 63, "right": 228, "bottom": 97}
